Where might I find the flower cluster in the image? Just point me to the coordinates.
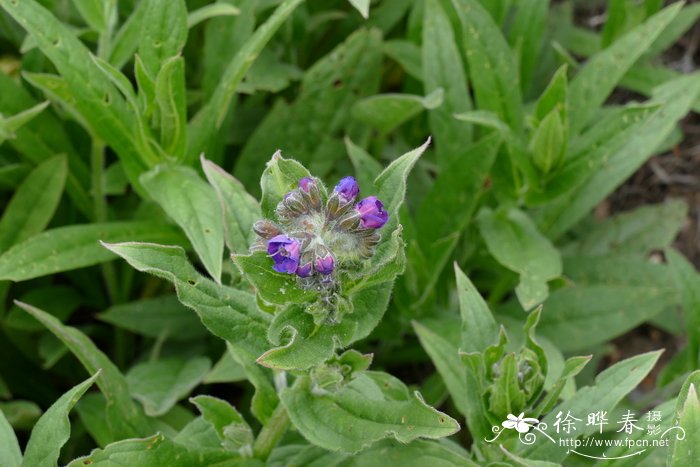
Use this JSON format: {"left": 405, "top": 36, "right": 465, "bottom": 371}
{"left": 252, "top": 175, "right": 388, "bottom": 321}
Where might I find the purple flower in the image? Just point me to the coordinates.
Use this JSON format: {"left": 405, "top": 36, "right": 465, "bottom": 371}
{"left": 267, "top": 235, "right": 301, "bottom": 274}
{"left": 334, "top": 176, "right": 359, "bottom": 202}
{"left": 298, "top": 177, "right": 315, "bottom": 193}
{"left": 356, "top": 196, "right": 388, "bottom": 229}
{"left": 315, "top": 253, "right": 335, "bottom": 275}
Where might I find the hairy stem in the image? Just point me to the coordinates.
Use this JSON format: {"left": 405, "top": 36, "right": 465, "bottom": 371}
{"left": 252, "top": 402, "right": 290, "bottom": 460}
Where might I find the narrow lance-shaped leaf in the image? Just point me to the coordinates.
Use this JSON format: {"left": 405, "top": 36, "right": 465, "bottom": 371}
{"left": 0, "top": 409, "right": 21, "bottom": 467}
{"left": 15, "top": 302, "right": 153, "bottom": 440}
{"left": 450, "top": 0, "right": 524, "bottom": 133}
{"left": 345, "top": 137, "right": 382, "bottom": 194}
{"left": 187, "top": 3, "right": 240, "bottom": 29}
{"left": 0, "top": 222, "right": 186, "bottom": 282}
{"left": 568, "top": 2, "right": 682, "bottom": 132}
{"left": 141, "top": 165, "right": 224, "bottom": 283}
{"left": 202, "top": 156, "right": 261, "bottom": 254}
{"left": 138, "top": 0, "right": 188, "bottom": 77}
{"left": 187, "top": 0, "right": 304, "bottom": 162}
{"left": 155, "top": 56, "right": 187, "bottom": 159}
{"left": 669, "top": 372, "right": 700, "bottom": 466}
{"left": 455, "top": 263, "right": 498, "bottom": 353}
{"left": 351, "top": 89, "right": 443, "bottom": 134}
{"left": 423, "top": 0, "right": 472, "bottom": 166}
{"left": 0, "top": 154, "right": 66, "bottom": 254}
{"left": 70, "top": 0, "right": 108, "bottom": 32}
{"left": 0, "top": 101, "right": 50, "bottom": 145}
{"left": 21, "top": 373, "right": 99, "bottom": 467}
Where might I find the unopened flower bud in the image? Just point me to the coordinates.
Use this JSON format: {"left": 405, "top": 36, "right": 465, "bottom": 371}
{"left": 336, "top": 211, "right": 361, "bottom": 231}
{"left": 296, "top": 250, "right": 314, "bottom": 278}
{"left": 355, "top": 196, "right": 388, "bottom": 229}
{"left": 299, "top": 177, "right": 322, "bottom": 210}
{"left": 314, "top": 246, "right": 335, "bottom": 275}
{"left": 333, "top": 176, "right": 359, "bottom": 202}
{"left": 253, "top": 220, "right": 282, "bottom": 239}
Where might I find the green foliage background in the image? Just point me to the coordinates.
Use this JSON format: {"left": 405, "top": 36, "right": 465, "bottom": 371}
{"left": 0, "top": 0, "right": 700, "bottom": 465}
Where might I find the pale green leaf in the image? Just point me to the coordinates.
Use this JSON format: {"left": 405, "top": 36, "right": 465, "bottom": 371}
{"left": 281, "top": 373, "right": 460, "bottom": 453}
{"left": 127, "top": 358, "right": 211, "bottom": 416}
{"left": 0, "top": 409, "right": 21, "bottom": 467}
{"left": 352, "top": 89, "right": 443, "bottom": 133}
{"left": 70, "top": 0, "right": 108, "bottom": 32}
{"left": 102, "top": 242, "right": 270, "bottom": 359}
{"left": 348, "top": 0, "right": 370, "bottom": 18}
{"left": 15, "top": 301, "right": 153, "bottom": 440}
{"left": 187, "top": 3, "right": 240, "bottom": 29}
{"left": 202, "top": 157, "right": 261, "bottom": 254}
{"left": 22, "top": 373, "right": 99, "bottom": 467}
{"left": 98, "top": 295, "right": 207, "bottom": 341}
{"left": 478, "top": 208, "right": 562, "bottom": 310}
{"left": 141, "top": 165, "right": 224, "bottom": 282}
{"left": 0, "top": 155, "right": 66, "bottom": 253}
{"left": 568, "top": 2, "right": 682, "bottom": 132}
{"left": 669, "top": 372, "right": 700, "bottom": 466}
{"left": 138, "top": 0, "right": 187, "bottom": 77}
{"left": 0, "top": 222, "right": 184, "bottom": 282}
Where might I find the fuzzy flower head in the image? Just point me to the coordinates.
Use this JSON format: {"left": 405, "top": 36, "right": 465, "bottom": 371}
{"left": 254, "top": 174, "right": 389, "bottom": 323}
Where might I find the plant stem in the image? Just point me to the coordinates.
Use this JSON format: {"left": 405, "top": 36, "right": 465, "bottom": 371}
{"left": 252, "top": 402, "right": 290, "bottom": 460}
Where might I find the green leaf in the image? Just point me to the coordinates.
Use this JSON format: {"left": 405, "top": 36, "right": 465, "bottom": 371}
{"left": 98, "top": 295, "right": 207, "bottom": 341}
{"left": 539, "top": 74, "right": 700, "bottom": 238}
{"left": 190, "top": 395, "right": 253, "bottom": 451}
{"left": 533, "top": 355, "right": 591, "bottom": 416}
{"left": 155, "top": 56, "right": 187, "bottom": 159}
{"left": 382, "top": 40, "right": 422, "bottom": 80}
{"left": 187, "top": 0, "right": 304, "bottom": 162}
{"left": 15, "top": 301, "right": 153, "bottom": 440}
{"left": 413, "top": 320, "right": 469, "bottom": 418}
{"left": 21, "top": 373, "right": 99, "bottom": 467}
{"left": 450, "top": 0, "right": 524, "bottom": 133}
{"left": 0, "top": 155, "right": 66, "bottom": 254}
{"left": 234, "top": 28, "right": 382, "bottom": 186}
{"left": 205, "top": 351, "right": 246, "bottom": 384}
{"left": 523, "top": 351, "right": 661, "bottom": 461}
{"left": 478, "top": 208, "right": 562, "bottom": 310}
{"left": 668, "top": 250, "right": 700, "bottom": 368}
{"left": 259, "top": 152, "right": 313, "bottom": 219}
{"left": 352, "top": 89, "right": 443, "bottom": 133}
{"left": 413, "top": 134, "right": 501, "bottom": 296}
{"left": 374, "top": 138, "right": 431, "bottom": 232}
{"left": 226, "top": 343, "right": 278, "bottom": 424}
{"left": 455, "top": 263, "right": 498, "bottom": 353}
{"left": 281, "top": 373, "right": 460, "bottom": 453}
{"left": 563, "top": 200, "right": 687, "bottom": 256}
{"left": 348, "top": 0, "right": 370, "bottom": 18}
{"left": 337, "top": 439, "right": 477, "bottom": 466}
{"left": 506, "top": 256, "right": 678, "bottom": 351}
{"left": 202, "top": 157, "right": 261, "bottom": 254}
{"left": 423, "top": 0, "right": 472, "bottom": 166}
{"left": 0, "top": 408, "right": 21, "bottom": 467}
{"left": 127, "top": 358, "right": 211, "bottom": 416}
{"left": 0, "top": 0, "right": 153, "bottom": 188}
{"left": 0, "top": 222, "right": 184, "bottom": 282}
{"left": 669, "top": 372, "right": 700, "bottom": 466}
{"left": 0, "top": 401, "right": 42, "bottom": 431}
{"left": 67, "top": 434, "right": 241, "bottom": 466}
{"left": 102, "top": 242, "right": 270, "bottom": 359}
{"left": 0, "top": 101, "right": 50, "bottom": 144}
{"left": 138, "top": 0, "right": 187, "bottom": 77}
{"left": 109, "top": 0, "right": 149, "bottom": 69}
{"left": 507, "top": 0, "right": 548, "bottom": 94}
{"left": 568, "top": 2, "right": 682, "bottom": 132}
{"left": 233, "top": 252, "right": 317, "bottom": 305}
{"left": 70, "top": 0, "right": 108, "bottom": 32}
{"left": 141, "top": 165, "right": 224, "bottom": 283}
{"left": 187, "top": 3, "right": 240, "bottom": 29}
{"left": 531, "top": 110, "right": 566, "bottom": 174}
